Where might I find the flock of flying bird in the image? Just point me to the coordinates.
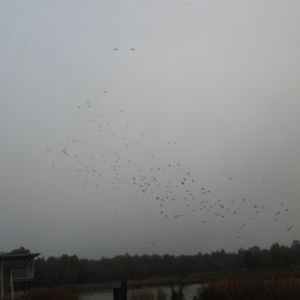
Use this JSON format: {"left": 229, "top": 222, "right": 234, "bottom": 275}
{"left": 46, "top": 47, "right": 294, "bottom": 247}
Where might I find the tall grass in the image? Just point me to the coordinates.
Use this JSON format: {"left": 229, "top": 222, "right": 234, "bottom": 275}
{"left": 197, "top": 277, "right": 300, "bottom": 300}
{"left": 29, "top": 288, "right": 79, "bottom": 300}
{"left": 170, "top": 285, "right": 184, "bottom": 300}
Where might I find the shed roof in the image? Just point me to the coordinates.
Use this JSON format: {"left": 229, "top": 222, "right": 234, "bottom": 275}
{"left": 0, "top": 253, "right": 40, "bottom": 261}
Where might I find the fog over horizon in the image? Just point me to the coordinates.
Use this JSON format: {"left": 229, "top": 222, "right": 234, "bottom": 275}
{"left": 1, "top": 1, "right": 300, "bottom": 260}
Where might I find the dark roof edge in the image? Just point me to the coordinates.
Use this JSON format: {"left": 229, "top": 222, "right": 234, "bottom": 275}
{"left": 0, "top": 253, "right": 40, "bottom": 261}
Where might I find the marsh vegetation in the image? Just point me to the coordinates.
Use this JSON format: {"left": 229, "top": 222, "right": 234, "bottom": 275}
{"left": 196, "top": 277, "right": 300, "bottom": 300}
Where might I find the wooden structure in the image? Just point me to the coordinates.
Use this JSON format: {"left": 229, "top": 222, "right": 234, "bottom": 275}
{"left": 113, "top": 281, "right": 127, "bottom": 300}
{"left": 0, "top": 253, "right": 40, "bottom": 300}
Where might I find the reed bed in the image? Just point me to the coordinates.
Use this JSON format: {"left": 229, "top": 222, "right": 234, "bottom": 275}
{"left": 197, "top": 277, "right": 300, "bottom": 300}
{"left": 129, "top": 289, "right": 168, "bottom": 300}
{"left": 29, "top": 288, "right": 79, "bottom": 300}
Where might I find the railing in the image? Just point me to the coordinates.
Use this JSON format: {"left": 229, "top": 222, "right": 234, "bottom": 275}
{"left": 10, "top": 272, "right": 14, "bottom": 300}
{"left": 11, "top": 269, "right": 34, "bottom": 281}
{"left": 0, "top": 272, "right": 3, "bottom": 300}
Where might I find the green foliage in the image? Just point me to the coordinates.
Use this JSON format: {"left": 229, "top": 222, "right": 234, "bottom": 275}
{"left": 244, "top": 250, "right": 260, "bottom": 271}
{"left": 10, "top": 239, "right": 300, "bottom": 287}
{"left": 8, "top": 246, "right": 31, "bottom": 255}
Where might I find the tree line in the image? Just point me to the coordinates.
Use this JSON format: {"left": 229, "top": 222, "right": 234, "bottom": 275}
{"left": 5, "top": 240, "right": 300, "bottom": 287}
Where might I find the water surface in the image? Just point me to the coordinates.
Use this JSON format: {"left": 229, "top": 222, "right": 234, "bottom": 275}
{"left": 79, "top": 284, "right": 201, "bottom": 300}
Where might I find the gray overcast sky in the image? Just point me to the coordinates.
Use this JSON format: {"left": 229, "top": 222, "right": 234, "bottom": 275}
{"left": 1, "top": 1, "right": 300, "bottom": 259}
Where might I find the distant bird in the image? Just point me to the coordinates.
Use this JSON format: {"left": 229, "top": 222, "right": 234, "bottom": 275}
{"left": 130, "top": 48, "right": 135, "bottom": 51}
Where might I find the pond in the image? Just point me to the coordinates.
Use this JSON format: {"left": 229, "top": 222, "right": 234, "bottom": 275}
{"left": 78, "top": 284, "right": 202, "bottom": 300}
